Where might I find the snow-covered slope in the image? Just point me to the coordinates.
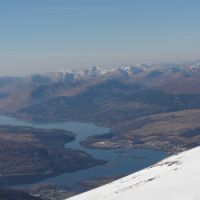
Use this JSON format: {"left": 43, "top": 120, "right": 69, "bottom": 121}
{"left": 67, "top": 147, "right": 200, "bottom": 200}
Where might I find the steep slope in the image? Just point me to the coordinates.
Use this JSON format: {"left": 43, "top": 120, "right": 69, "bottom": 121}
{"left": 67, "top": 146, "right": 200, "bottom": 200}
{"left": 19, "top": 79, "right": 200, "bottom": 123}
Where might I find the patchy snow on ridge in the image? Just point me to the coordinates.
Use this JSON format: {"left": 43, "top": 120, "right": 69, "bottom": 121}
{"left": 67, "top": 147, "right": 200, "bottom": 200}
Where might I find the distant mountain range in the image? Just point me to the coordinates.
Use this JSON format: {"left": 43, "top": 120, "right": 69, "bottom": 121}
{"left": 28, "top": 60, "right": 200, "bottom": 83}
{"left": 1, "top": 61, "right": 200, "bottom": 115}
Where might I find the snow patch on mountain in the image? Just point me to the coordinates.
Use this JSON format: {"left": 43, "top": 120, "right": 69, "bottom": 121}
{"left": 27, "top": 61, "right": 200, "bottom": 83}
{"left": 67, "top": 146, "right": 200, "bottom": 200}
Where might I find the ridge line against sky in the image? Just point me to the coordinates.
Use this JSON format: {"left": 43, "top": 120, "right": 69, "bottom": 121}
{"left": 0, "top": 0, "right": 200, "bottom": 75}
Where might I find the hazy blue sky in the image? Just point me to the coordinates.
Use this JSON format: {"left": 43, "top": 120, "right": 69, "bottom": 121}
{"left": 0, "top": 0, "right": 200, "bottom": 75}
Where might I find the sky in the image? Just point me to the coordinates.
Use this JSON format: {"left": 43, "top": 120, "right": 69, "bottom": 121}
{"left": 1, "top": 0, "right": 200, "bottom": 76}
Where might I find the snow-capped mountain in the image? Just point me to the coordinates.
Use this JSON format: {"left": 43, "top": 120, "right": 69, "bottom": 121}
{"left": 2, "top": 61, "right": 200, "bottom": 114}
{"left": 67, "top": 146, "right": 200, "bottom": 200}
{"left": 25, "top": 61, "right": 200, "bottom": 84}
{"left": 29, "top": 71, "right": 76, "bottom": 84}
{"left": 28, "top": 64, "right": 149, "bottom": 82}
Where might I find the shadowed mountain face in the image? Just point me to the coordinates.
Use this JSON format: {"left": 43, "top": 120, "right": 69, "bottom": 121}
{"left": 18, "top": 78, "right": 200, "bottom": 125}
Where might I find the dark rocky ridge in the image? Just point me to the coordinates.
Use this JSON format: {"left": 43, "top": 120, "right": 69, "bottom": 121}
{"left": 0, "top": 189, "right": 42, "bottom": 200}
{"left": 0, "top": 125, "right": 106, "bottom": 186}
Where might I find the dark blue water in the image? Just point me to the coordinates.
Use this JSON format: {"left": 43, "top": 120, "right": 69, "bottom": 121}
{"left": 0, "top": 115, "right": 167, "bottom": 191}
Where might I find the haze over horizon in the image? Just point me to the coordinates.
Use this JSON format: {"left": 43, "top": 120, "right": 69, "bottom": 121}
{"left": 1, "top": 0, "right": 200, "bottom": 76}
